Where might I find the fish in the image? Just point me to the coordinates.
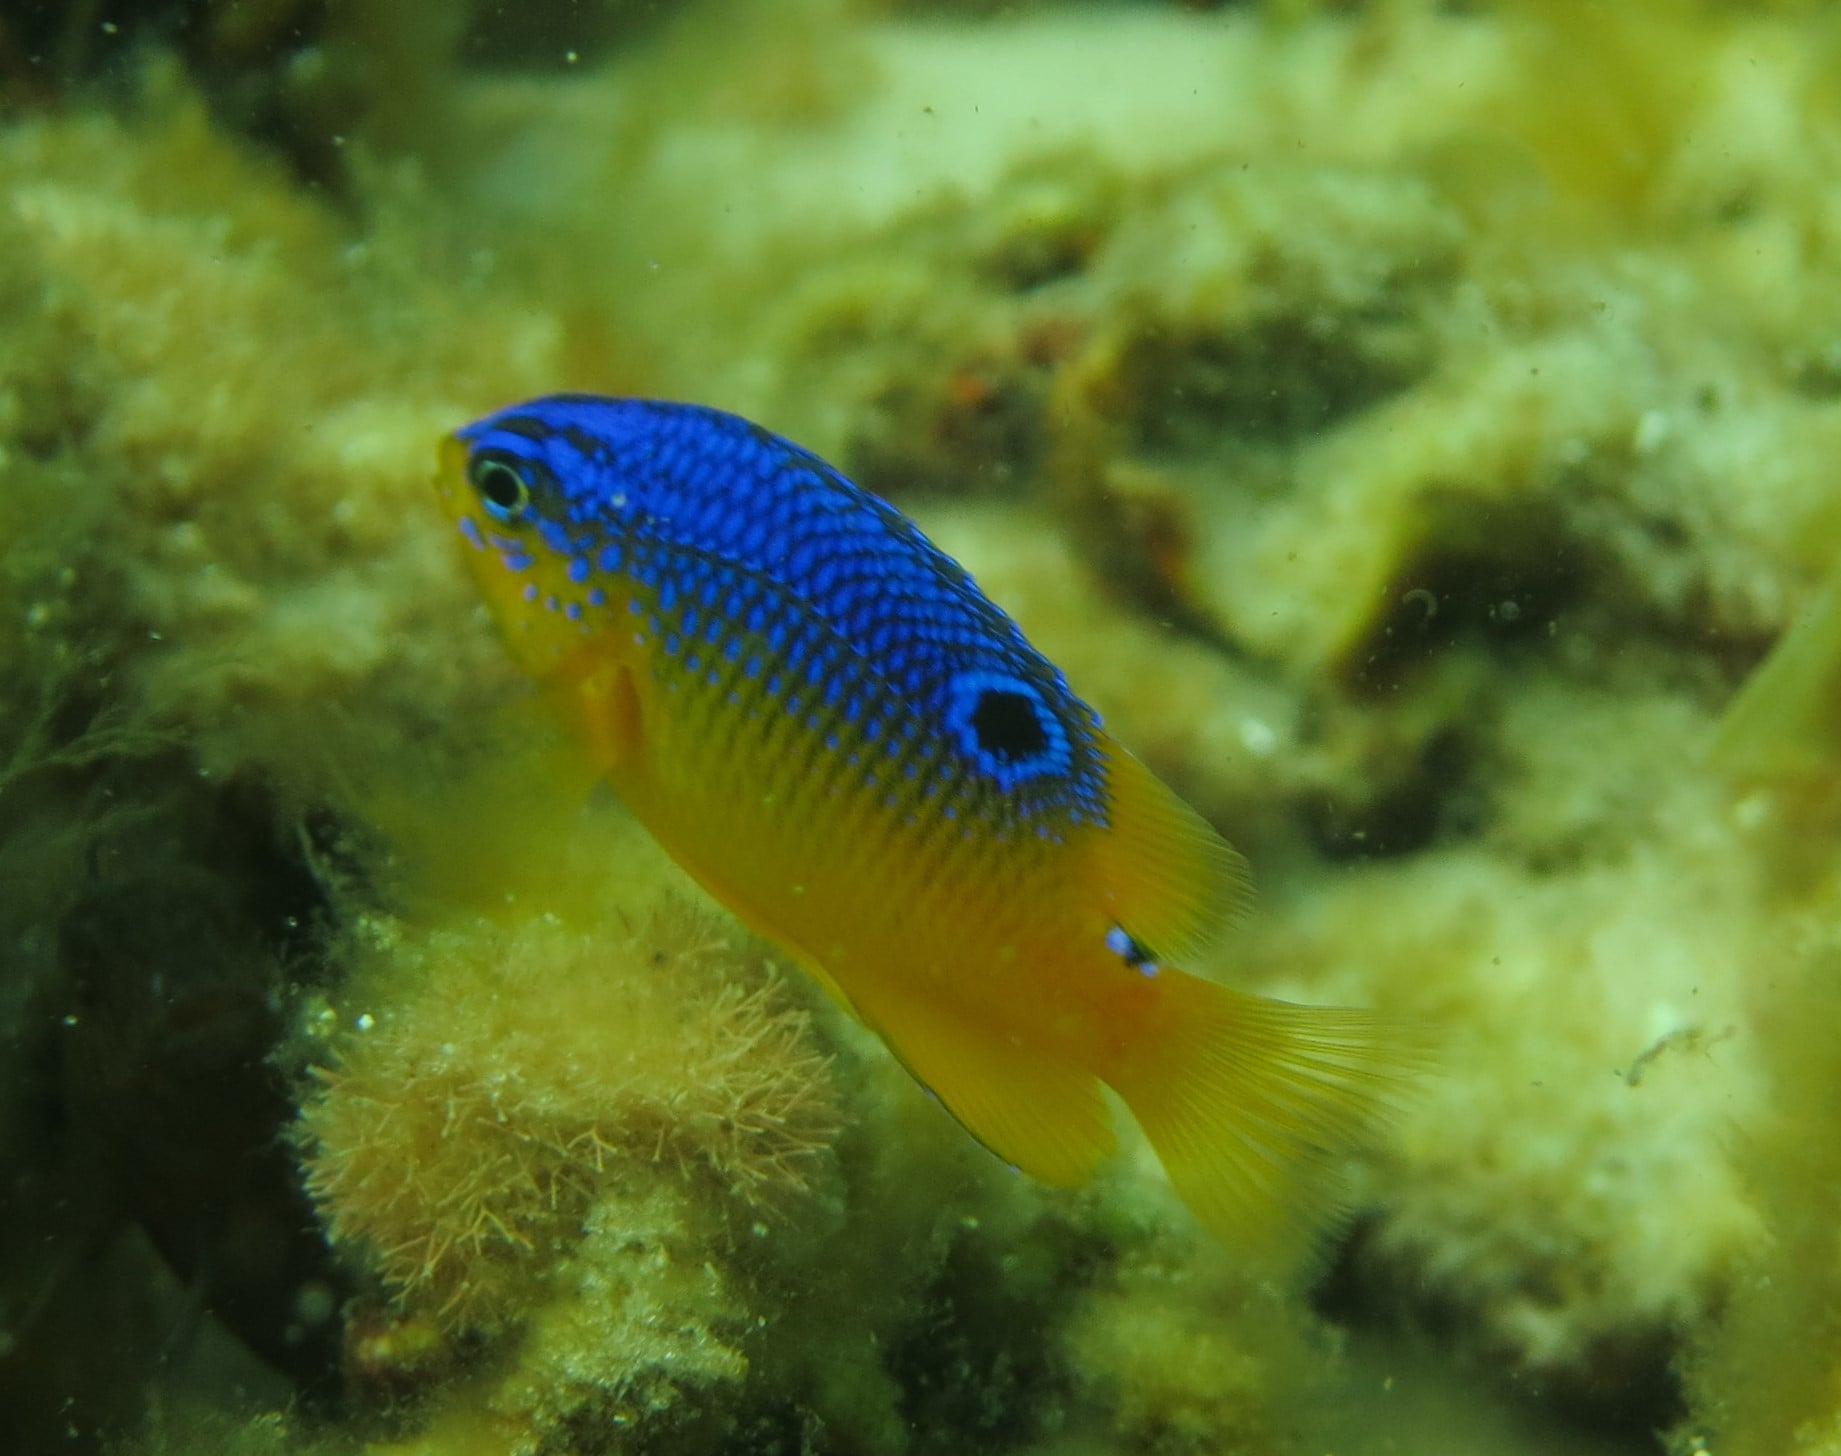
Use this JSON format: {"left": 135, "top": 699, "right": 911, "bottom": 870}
{"left": 435, "top": 394, "right": 1411, "bottom": 1258}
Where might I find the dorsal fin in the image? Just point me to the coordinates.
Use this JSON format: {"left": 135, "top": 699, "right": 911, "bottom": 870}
{"left": 1089, "top": 745, "right": 1251, "bottom": 961}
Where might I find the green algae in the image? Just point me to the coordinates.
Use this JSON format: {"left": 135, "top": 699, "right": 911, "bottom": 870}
{"left": 2, "top": 3, "right": 1841, "bottom": 1455}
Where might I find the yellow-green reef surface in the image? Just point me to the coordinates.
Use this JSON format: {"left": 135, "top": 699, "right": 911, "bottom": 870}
{"left": 2, "top": 2, "right": 1839, "bottom": 1453}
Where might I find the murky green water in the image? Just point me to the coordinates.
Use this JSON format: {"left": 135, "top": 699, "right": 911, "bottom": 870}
{"left": 1, "top": 4, "right": 1837, "bottom": 1454}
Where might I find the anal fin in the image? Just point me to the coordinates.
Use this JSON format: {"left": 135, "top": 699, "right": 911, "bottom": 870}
{"left": 861, "top": 989, "right": 1115, "bottom": 1187}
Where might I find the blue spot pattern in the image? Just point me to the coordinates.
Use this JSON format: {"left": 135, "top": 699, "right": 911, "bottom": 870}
{"left": 456, "top": 395, "right": 1112, "bottom": 829}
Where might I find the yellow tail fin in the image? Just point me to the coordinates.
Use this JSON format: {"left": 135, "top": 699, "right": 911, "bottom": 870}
{"left": 1106, "top": 967, "right": 1417, "bottom": 1266}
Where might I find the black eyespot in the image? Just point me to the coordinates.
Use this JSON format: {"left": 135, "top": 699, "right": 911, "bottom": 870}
{"left": 945, "top": 669, "right": 1073, "bottom": 789}
{"left": 969, "top": 688, "right": 1048, "bottom": 763}
{"left": 470, "top": 452, "right": 532, "bottom": 524}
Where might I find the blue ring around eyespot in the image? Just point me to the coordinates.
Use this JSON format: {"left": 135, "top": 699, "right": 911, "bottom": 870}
{"left": 944, "top": 668, "right": 1072, "bottom": 790}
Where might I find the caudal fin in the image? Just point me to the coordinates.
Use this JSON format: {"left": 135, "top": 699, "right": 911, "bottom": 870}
{"left": 1107, "top": 967, "right": 1420, "bottom": 1266}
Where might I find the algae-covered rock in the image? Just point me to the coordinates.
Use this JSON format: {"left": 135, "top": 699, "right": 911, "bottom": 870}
{"left": 6, "top": 3, "right": 1841, "bottom": 1455}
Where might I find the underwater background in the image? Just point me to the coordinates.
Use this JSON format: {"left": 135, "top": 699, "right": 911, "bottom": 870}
{"left": 1, "top": 1, "right": 1838, "bottom": 1453}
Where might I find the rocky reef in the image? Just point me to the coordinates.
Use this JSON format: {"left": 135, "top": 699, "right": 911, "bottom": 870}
{"left": 1, "top": 2, "right": 1838, "bottom": 1454}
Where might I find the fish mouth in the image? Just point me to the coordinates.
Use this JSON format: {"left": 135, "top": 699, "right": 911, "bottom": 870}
{"left": 433, "top": 430, "right": 472, "bottom": 515}
{"left": 432, "top": 424, "right": 587, "bottom": 679}
{"left": 433, "top": 430, "right": 511, "bottom": 560}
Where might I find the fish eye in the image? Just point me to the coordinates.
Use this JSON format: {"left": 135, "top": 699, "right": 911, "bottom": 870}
{"left": 469, "top": 452, "right": 533, "bottom": 524}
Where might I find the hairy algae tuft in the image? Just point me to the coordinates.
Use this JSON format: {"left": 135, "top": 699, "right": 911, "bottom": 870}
{"left": 6, "top": 2, "right": 1841, "bottom": 1453}
{"left": 299, "top": 898, "right": 840, "bottom": 1334}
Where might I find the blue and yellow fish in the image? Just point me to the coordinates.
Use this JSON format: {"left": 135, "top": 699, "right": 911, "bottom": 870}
{"left": 436, "top": 395, "right": 1406, "bottom": 1255}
